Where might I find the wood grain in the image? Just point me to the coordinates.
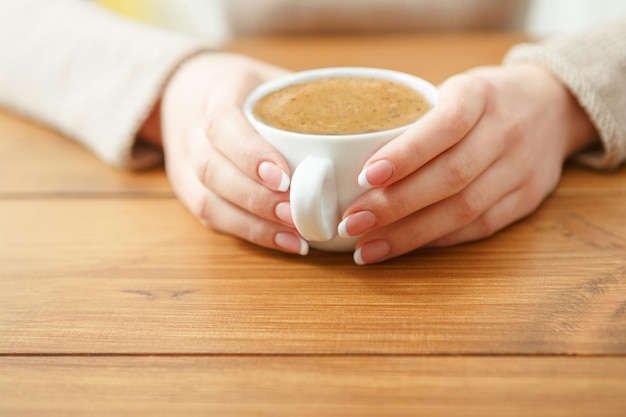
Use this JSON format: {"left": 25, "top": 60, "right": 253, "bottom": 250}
{"left": 0, "top": 111, "right": 170, "bottom": 196}
{"left": 2, "top": 356, "right": 625, "bottom": 417}
{"left": 1, "top": 32, "right": 625, "bottom": 415}
{"left": 1, "top": 195, "right": 624, "bottom": 354}
{"left": 225, "top": 33, "right": 531, "bottom": 83}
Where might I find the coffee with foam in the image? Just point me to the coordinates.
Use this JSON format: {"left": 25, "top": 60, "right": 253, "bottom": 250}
{"left": 253, "top": 77, "right": 430, "bottom": 135}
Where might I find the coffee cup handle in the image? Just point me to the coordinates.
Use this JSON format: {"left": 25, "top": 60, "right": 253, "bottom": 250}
{"left": 290, "top": 157, "right": 339, "bottom": 242}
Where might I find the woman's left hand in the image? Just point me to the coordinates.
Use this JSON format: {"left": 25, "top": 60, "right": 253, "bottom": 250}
{"left": 338, "top": 63, "right": 598, "bottom": 265}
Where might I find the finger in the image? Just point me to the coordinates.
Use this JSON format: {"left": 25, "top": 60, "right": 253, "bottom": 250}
{"left": 188, "top": 124, "right": 295, "bottom": 226}
{"left": 341, "top": 105, "right": 508, "bottom": 237}
{"left": 167, "top": 144, "right": 308, "bottom": 256}
{"left": 351, "top": 151, "right": 526, "bottom": 265}
{"left": 204, "top": 102, "right": 292, "bottom": 192}
{"left": 424, "top": 186, "right": 545, "bottom": 248}
{"left": 358, "top": 73, "right": 489, "bottom": 189}
{"left": 200, "top": 187, "right": 308, "bottom": 256}
{"left": 203, "top": 69, "right": 293, "bottom": 192}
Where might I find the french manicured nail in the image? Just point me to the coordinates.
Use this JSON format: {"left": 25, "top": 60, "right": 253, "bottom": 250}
{"left": 275, "top": 232, "right": 309, "bottom": 256}
{"left": 358, "top": 160, "right": 393, "bottom": 189}
{"left": 338, "top": 210, "right": 377, "bottom": 238}
{"left": 275, "top": 201, "right": 294, "bottom": 225}
{"left": 353, "top": 240, "right": 391, "bottom": 265}
{"left": 258, "top": 161, "right": 290, "bottom": 192}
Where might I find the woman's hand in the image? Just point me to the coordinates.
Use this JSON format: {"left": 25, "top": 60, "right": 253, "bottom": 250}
{"left": 145, "top": 53, "right": 309, "bottom": 255}
{"left": 339, "top": 63, "right": 599, "bottom": 264}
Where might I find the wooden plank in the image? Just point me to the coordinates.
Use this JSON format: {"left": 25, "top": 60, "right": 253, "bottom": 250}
{"left": 224, "top": 33, "right": 532, "bottom": 83}
{"left": 2, "top": 197, "right": 624, "bottom": 354}
{"left": 3, "top": 31, "right": 625, "bottom": 417}
{"left": 1, "top": 356, "right": 625, "bottom": 417}
{"left": 0, "top": 110, "right": 170, "bottom": 196}
{"left": 556, "top": 164, "right": 626, "bottom": 197}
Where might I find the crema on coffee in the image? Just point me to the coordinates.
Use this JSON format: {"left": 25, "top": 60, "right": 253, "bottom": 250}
{"left": 252, "top": 77, "right": 430, "bottom": 135}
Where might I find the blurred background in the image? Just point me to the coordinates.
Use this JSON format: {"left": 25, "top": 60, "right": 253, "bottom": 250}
{"left": 96, "top": 0, "right": 626, "bottom": 45}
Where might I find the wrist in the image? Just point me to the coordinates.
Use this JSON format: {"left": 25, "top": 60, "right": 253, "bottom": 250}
{"left": 515, "top": 63, "right": 599, "bottom": 158}
{"left": 138, "top": 98, "right": 163, "bottom": 148}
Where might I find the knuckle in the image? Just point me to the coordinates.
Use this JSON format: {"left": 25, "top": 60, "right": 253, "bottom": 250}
{"left": 194, "top": 152, "right": 216, "bottom": 186}
{"left": 246, "top": 226, "right": 265, "bottom": 246}
{"left": 242, "top": 188, "right": 267, "bottom": 215}
{"left": 444, "top": 153, "right": 474, "bottom": 190}
{"left": 203, "top": 106, "right": 221, "bottom": 139}
{"left": 473, "top": 214, "right": 499, "bottom": 239}
{"left": 457, "top": 71, "right": 492, "bottom": 101}
{"left": 441, "top": 99, "right": 471, "bottom": 139}
{"left": 498, "top": 114, "right": 524, "bottom": 148}
{"left": 240, "top": 219, "right": 271, "bottom": 247}
{"left": 192, "top": 194, "right": 215, "bottom": 229}
{"left": 440, "top": 73, "right": 490, "bottom": 136}
{"left": 203, "top": 105, "right": 232, "bottom": 149}
{"left": 468, "top": 73, "right": 491, "bottom": 100}
{"left": 239, "top": 135, "right": 262, "bottom": 170}
{"left": 223, "top": 178, "right": 276, "bottom": 221}
{"left": 503, "top": 114, "right": 523, "bottom": 137}
{"left": 454, "top": 189, "right": 485, "bottom": 224}
{"left": 374, "top": 188, "right": 413, "bottom": 223}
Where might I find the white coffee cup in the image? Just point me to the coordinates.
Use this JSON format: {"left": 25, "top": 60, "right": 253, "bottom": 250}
{"left": 244, "top": 67, "right": 438, "bottom": 252}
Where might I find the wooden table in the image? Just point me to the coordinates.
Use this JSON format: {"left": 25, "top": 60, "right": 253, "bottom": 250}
{"left": 1, "top": 33, "right": 626, "bottom": 416}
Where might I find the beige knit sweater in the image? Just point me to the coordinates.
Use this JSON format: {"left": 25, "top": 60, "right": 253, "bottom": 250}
{"left": 0, "top": 0, "right": 624, "bottom": 170}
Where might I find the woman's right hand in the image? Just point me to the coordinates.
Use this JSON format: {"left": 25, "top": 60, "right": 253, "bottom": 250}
{"left": 155, "top": 53, "right": 309, "bottom": 255}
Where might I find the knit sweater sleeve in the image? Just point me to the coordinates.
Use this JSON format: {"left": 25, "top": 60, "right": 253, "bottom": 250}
{"left": 0, "top": 0, "right": 213, "bottom": 170}
{"left": 504, "top": 17, "right": 626, "bottom": 170}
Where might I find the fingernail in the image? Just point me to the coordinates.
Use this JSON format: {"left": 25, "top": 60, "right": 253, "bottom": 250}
{"left": 353, "top": 240, "right": 391, "bottom": 265}
{"left": 275, "top": 201, "right": 294, "bottom": 225}
{"left": 275, "top": 232, "right": 309, "bottom": 256}
{"left": 258, "top": 161, "right": 290, "bottom": 192}
{"left": 358, "top": 160, "right": 393, "bottom": 189}
{"left": 338, "top": 210, "right": 377, "bottom": 238}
